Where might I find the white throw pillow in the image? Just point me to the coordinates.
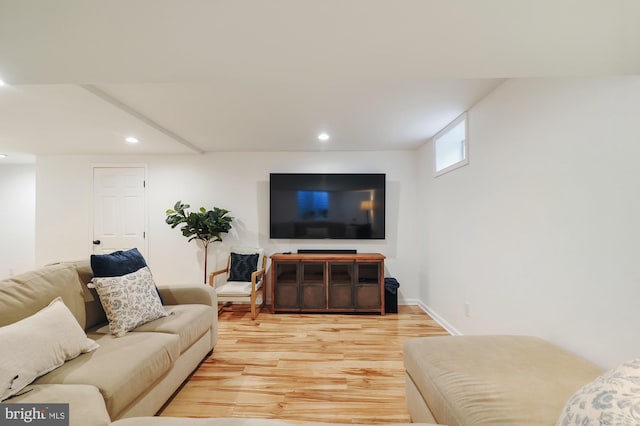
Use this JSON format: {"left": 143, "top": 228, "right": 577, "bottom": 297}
{"left": 89, "top": 266, "right": 167, "bottom": 337}
{"left": 0, "top": 297, "right": 99, "bottom": 401}
{"left": 557, "top": 358, "right": 640, "bottom": 426}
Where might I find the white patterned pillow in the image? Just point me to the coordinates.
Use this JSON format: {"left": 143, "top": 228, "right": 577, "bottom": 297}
{"left": 89, "top": 266, "right": 167, "bottom": 337}
{"left": 557, "top": 358, "right": 640, "bottom": 426}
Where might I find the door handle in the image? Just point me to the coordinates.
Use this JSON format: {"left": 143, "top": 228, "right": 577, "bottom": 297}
{"left": 92, "top": 240, "right": 101, "bottom": 245}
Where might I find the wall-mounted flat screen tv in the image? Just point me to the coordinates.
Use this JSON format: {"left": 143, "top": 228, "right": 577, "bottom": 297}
{"left": 270, "top": 173, "right": 385, "bottom": 239}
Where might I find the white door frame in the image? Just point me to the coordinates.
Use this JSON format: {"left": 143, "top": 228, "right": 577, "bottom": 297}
{"left": 89, "top": 163, "right": 148, "bottom": 256}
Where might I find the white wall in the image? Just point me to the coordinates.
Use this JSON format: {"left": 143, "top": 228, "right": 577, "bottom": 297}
{"left": 419, "top": 77, "right": 640, "bottom": 368}
{"left": 0, "top": 164, "right": 36, "bottom": 278}
{"left": 35, "top": 150, "right": 421, "bottom": 301}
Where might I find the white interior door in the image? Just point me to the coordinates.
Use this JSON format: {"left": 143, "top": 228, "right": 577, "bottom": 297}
{"left": 93, "top": 167, "right": 146, "bottom": 255}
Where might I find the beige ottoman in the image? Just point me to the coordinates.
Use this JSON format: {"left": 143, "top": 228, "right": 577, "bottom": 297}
{"left": 403, "top": 335, "right": 603, "bottom": 425}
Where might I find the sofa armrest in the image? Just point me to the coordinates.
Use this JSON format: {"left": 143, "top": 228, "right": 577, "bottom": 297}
{"left": 157, "top": 284, "right": 217, "bottom": 307}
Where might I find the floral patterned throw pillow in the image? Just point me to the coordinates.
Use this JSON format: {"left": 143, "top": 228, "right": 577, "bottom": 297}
{"left": 89, "top": 266, "right": 167, "bottom": 337}
{"left": 557, "top": 358, "right": 640, "bottom": 425}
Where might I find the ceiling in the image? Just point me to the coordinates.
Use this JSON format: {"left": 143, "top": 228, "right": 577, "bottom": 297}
{"left": 0, "top": 0, "right": 638, "bottom": 163}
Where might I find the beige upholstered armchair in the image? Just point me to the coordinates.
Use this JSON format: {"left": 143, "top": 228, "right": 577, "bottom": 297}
{"left": 209, "top": 247, "right": 266, "bottom": 319}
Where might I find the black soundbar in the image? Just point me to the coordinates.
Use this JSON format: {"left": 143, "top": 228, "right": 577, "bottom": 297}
{"left": 297, "top": 249, "right": 357, "bottom": 254}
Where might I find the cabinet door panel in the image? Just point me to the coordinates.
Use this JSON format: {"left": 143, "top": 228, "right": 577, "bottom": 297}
{"left": 355, "top": 262, "right": 381, "bottom": 310}
{"left": 275, "top": 262, "right": 298, "bottom": 284}
{"left": 357, "top": 263, "right": 380, "bottom": 284}
{"left": 355, "top": 284, "right": 380, "bottom": 309}
{"left": 273, "top": 262, "right": 300, "bottom": 309}
{"left": 329, "top": 263, "right": 352, "bottom": 284}
{"left": 301, "top": 262, "right": 324, "bottom": 284}
{"left": 329, "top": 284, "right": 353, "bottom": 309}
{"left": 301, "top": 284, "right": 326, "bottom": 309}
{"left": 300, "top": 262, "right": 326, "bottom": 309}
{"left": 275, "top": 284, "right": 299, "bottom": 309}
{"left": 328, "top": 262, "right": 353, "bottom": 309}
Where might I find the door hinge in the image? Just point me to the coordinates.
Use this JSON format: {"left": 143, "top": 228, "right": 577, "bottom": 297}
{"left": 143, "top": 232, "right": 146, "bottom": 239}
{"left": 143, "top": 180, "right": 146, "bottom": 188}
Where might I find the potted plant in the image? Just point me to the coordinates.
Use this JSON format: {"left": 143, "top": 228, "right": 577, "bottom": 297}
{"left": 165, "top": 201, "right": 233, "bottom": 283}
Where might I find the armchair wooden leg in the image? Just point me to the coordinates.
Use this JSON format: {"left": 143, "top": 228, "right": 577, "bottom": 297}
{"left": 250, "top": 290, "right": 258, "bottom": 320}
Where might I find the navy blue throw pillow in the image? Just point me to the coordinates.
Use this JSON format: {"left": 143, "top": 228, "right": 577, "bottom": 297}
{"left": 91, "top": 248, "right": 147, "bottom": 277}
{"left": 90, "top": 248, "right": 163, "bottom": 303}
{"left": 228, "top": 253, "right": 259, "bottom": 282}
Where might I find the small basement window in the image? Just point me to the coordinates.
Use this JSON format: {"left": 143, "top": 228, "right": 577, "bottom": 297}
{"left": 433, "top": 113, "right": 468, "bottom": 176}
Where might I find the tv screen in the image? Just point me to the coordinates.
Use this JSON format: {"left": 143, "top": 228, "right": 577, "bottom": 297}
{"left": 270, "top": 173, "right": 385, "bottom": 239}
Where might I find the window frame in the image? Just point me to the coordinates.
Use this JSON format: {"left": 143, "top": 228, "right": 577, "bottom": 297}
{"left": 433, "top": 112, "right": 469, "bottom": 177}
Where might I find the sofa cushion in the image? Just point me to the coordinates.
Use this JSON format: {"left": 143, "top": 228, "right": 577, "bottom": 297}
{"left": 216, "top": 280, "right": 263, "bottom": 297}
{"left": 35, "top": 331, "right": 180, "bottom": 418}
{"left": 0, "top": 263, "right": 86, "bottom": 328}
{"left": 6, "top": 384, "right": 110, "bottom": 426}
{"left": 404, "top": 335, "right": 603, "bottom": 426}
{"left": 557, "top": 358, "right": 640, "bottom": 426}
{"left": 134, "top": 304, "right": 214, "bottom": 354}
{"left": 0, "top": 298, "right": 99, "bottom": 401}
{"left": 89, "top": 267, "right": 168, "bottom": 337}
{"left": 61, "top": 260, "right": 108, "bottom": 330}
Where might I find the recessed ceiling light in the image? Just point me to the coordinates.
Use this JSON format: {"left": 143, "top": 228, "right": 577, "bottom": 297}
{"left": 125, "top": 136, "right": 139, "bottom": 144}
{"left": 318, "top": 132, "right": 330, "bottom": 141}
{"left": 0, "top": 154, "right": 7, "bottom": 158}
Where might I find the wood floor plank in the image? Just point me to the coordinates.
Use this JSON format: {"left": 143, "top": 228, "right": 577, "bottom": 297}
{"left": 160, "top": 305, "right": 448, "bottom": 424}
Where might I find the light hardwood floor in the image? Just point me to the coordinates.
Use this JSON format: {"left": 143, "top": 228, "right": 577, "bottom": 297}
{"left": 160, "top": 305, "right": 448, "bottom": 424}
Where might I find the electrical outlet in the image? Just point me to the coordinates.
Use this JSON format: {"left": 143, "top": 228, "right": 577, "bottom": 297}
{"left": 464, "top": 302, "right": 471, "bottom": 317}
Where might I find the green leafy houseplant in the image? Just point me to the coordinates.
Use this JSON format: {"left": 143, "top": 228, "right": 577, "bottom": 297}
{"left": 165, "top": 201, "right": 233, "bottom": 283}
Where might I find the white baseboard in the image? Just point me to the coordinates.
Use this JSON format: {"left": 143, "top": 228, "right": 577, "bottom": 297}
{"left": 401, "top": 299, "right": 462, "bottom": 336}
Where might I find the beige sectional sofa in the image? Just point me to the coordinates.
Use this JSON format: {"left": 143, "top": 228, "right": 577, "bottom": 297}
{"left": 403, "top": 335, "right": 607, "bottom": 425}
{"left": 0, "top": 261, "right": 217, "bottom": 426}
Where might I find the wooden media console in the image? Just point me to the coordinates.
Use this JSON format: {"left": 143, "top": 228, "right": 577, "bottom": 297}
{"left": 270, "top": 252, "right": 386, "bottom": 314}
